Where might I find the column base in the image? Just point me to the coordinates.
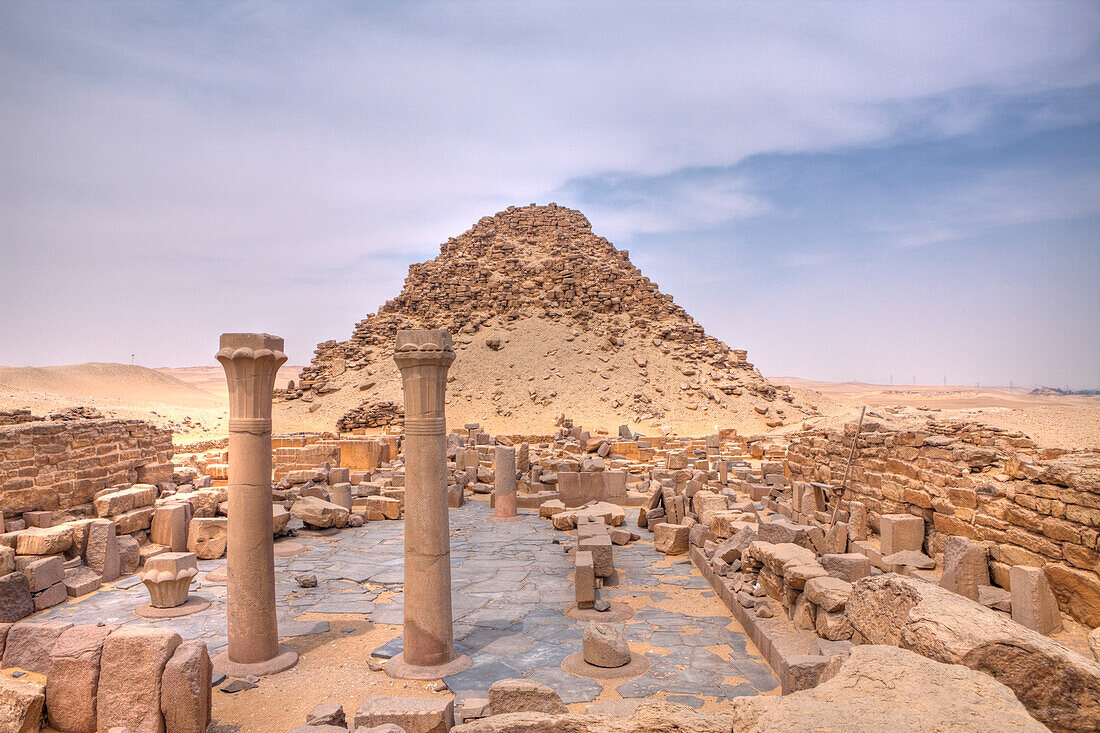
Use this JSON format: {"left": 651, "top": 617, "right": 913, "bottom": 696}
{"left": 490, "top": 514, "right": 523, "bottom": 522}
{"left": 134, "top": 595, "right": 211, "bottom": 619}
{"left": 213, "top": 645, "right": 299, "bottom": 678}
{"left": 384, "top": 651, "right": 471, "bottom": 680}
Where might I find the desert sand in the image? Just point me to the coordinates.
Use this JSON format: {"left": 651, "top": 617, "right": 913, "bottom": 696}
{"left": 1, "top": 362, "right": 1095, "bottom": 450}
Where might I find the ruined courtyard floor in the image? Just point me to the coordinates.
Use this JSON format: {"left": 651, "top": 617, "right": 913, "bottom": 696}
{"left": 31, "top": 498, "right": 777, "bottom": 732}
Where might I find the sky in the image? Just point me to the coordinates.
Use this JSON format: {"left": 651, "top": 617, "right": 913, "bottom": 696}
{"left": 1, "top": 1, "right": 1098, "bottom": 388}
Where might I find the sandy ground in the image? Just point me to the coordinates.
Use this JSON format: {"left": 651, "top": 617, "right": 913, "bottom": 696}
{"left": 274, "top": 316, "right": 807, "bottom": 438}
{"left": 0, "top": 363, "right": 299, "bottom": 443}
{"left": 776, "top": 377, "right": 1100, "bottom": 450}
{"left": 0, "top": 362, "right": 1095, "bottom": 449}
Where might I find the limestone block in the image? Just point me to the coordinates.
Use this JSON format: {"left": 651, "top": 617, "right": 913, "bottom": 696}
{"left": 272, "top": 505, "right": 291, "bottom": 534}
{"left": 653, "top": 523, "right": 690, "bottom": 555}
{"left": 0, "top": 676, "right": 45, "bottom": 733}
{"left": 85, "top": 520, "right": 119, "bottom": 582}
{"left": 33, "top": 581, "right": 67, "bottom": 610}
{"left": 488, "top": 679, "right": 567, "bottom": 715}
{"left": 160, "top": 639, "right": 212, "bottom": 733}
{"left": 98, "top": 627, "right": 182, "bottom": 733}
{"left": 142, "top": 552, "right": 198, "bottom": 609}
{"left": 186, "top": 518, "right": 227, "bottom": 560}
{"left": 21, "top": 556, "right": 63, "bottom": 592}
{"left": 575, "top": 551, "right": 595, "bottom": 609}
{"left": 815, "top": 609, "right": 854, "bottom": 641}
{"left": 2, "top": 621, "right": 73, "bottom": 673}
{"left": 819, "top": 553, "right": 871, "bottom": 583}
{"left": 363, "top": 496, "right": 401, "bottom": 521}
{"left": 757, "top": 520, "right": 814, "bottom": 551}
{"left": 578, "top": 535, "right": 613, "bottom": 578}
{"left": 117, "top": 534, "right": 140, "bottom": 575}
{"left": 1010, "top": 565, "right": 1062, "bottom": 635}
{"left": 15, "top": 525, "right": 73, "bottom": 555}
{"left": 939, "top": 535, "right": 988, "bottom": 602}
{"left": 0, "top": 572, "right": 33, "bottom": 622}
{"left": 63, "top": 565, "right": 102, "bottom": 597}
{"left": 353, "top": 697, "right": 454, "bottom": 733}
{"left": 114, "top": 506, "right": 156, "bottom": 535}
{"left": 150, "top": 504, "right": 190, "bottom": 552}
{"left": 804, "top": 576, "right": 853, "bottom": 613}
{"left": 47, "top": 623, "right": 114, "bottom": 733}
{"left": 791, "top": 593, "right": 816, "bottom": 631}
{"left": 713, "top": 527, "right": 757, "bottom": 563}
{"left": 329, "top": 483, "right": 353, "bottom": 511}
{"left": 291, "top": 496, "right": 350, "bottom": 528}
{"left": 846, "top": 573, "right": 1100, "bottom": 732}
{"left": 0, "top": 546, "right": 13, "bottom": 575}
{"left": 306, "top": 702, "right": 345, "bottom": 727}
{"left": 728, "top": 645, "right": 1047, "bottom": 733}
{"left": 582, "top": 622, "right": 630, "bottom": 668}
{"left": 880, "top": 514, "right": 924, "bottom": 555}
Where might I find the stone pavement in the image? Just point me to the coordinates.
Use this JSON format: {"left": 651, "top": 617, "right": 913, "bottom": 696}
{"left": 29, "top": 500, "right": 777, "bottom": 707}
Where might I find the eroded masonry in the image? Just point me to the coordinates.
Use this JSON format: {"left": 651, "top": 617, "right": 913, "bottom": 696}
{"left": 0, "top": 206, "right": 1097, "bottom": 733}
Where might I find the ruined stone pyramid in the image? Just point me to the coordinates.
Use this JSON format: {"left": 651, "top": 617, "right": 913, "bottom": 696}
{"left": 275, "top": 204, "right": 808, "bottom": 435}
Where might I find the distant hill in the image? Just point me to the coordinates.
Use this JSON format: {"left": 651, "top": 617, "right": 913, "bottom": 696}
{"left": 0, "top": 363, "right": 222, "bottom": 408}
{"left": 1031, "top": 386, "right": 1100, "bottom": 396}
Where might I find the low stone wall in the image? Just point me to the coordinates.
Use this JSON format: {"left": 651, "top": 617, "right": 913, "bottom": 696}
{"left": 0, "top": 419, "right": 173, "bottom": 518}
{"left": 786, "top": 420, "right": 1100, "bottom": 625}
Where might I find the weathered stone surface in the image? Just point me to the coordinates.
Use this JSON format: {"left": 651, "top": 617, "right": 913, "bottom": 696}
{"left": 879, "top": 514, "right": 924, "bottom": 555}
{"left": 488, "top": 679, "right": 567, "bottom": 715}
{"left": 653, "top": 523, "right": 690, "bottom": 555}
{"left": 729, "top": 645, "right": 1046, "bottom": 732}
{"left": 757, "top": 520, "right": 814, "bottom": 551}
{"left": 21, "top": 555, "right": 63, "bottom": 591}
{"left": 85, "top": 519, "right": 119, "bottom": 581}
{"left": 1043, "top": 562, "right": 1100, "bottom": 627}
{"left": 815, "top": 609, "right": 854, "bottom": 641}
{"left": 15, "top": 525, "right": 73, "bottom": 555}
{"left": 713, "top": 526, "right": 756, "bottom": 563}
{"left": 882, "top": 550, "right": 935, "bottom": 570}
{"left": 582, "top": 621, "right": 630, "bottom": 668}
{"left": 353, "top": 697, "right": 454, "bottom": 733}
{"left": 2, "top": 621, "right": 72, "bottom": 673}
{"left": 272, "top": 505, "right": 291, "bottom": 534}
{"left": 0, "top": 572, "right": 33, "bottom": 622}
{"left": 47, "top": 623, "right": 114, "bottom": 733}
{"left": 161, "top": 639, "right": 212, "bottom": 733}
{"left": 291, "top": 496, "right": 350, "bottom": 528}
{"left": 819, "top": 553, "right": 871, "bottom": 582}
{"left": 450, "top": 701, "right": 736, "bottom": 732}
{"left": 0, "top": 675, "right": 45, "bottom": 733}
{"left": 939, "top": 535, "right": 988, "bottom": 601}
{"left": 306, "top": 702, "right": 346, "bottom": 727}
{"left": 98, "top": 626, "right": 182, "bottom": 733}
{"left": 1010, "top": 565, "right": 1063, "bottom": 635}
{"left": 63, "top": 565, "right": 102, "bottom": 597}
{"left": 117, "top": 533, "right": 140, "bottom": 575}
{"left": 186, "top": 517, "right": 227, "bottom": 560}
{"left": 804, "top": 576, "right": 853, "bottom": 613}
{"left": 846, "top": 573, "right": 1100, "bottom": 732}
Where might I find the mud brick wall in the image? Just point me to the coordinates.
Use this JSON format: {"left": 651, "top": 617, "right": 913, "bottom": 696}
{"left": 0, "top": 419, "right": 174, "bottom": 516}
{"left": 786, "top": 420, "right": 1100, "bottom": 626}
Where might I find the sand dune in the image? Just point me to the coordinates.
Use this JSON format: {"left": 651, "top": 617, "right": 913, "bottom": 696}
{"left": 0, "top": 363, "right": 222, "bottom": 408}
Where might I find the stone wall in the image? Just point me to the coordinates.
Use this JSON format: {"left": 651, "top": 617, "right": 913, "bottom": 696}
{"left": 786, "top": 420, "right": 1100, "bottom": 625}
{"left": 0, "top": 419, "right": 174, "bottom": 517}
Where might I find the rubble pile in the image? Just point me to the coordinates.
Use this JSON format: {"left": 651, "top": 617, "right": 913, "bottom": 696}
{"left": 277, "top": 204, "right": 811, "bottom": 433}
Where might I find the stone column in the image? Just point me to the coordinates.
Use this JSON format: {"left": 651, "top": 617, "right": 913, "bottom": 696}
{"left": 387, "top": 330, "right": 470, "bottom": 679}
{"left": 213, "top": 333, "right": 298, "bottom": 677}
{"left": 492, "top": 445, "right": 519, "bottom": 519}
